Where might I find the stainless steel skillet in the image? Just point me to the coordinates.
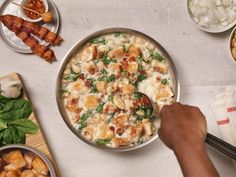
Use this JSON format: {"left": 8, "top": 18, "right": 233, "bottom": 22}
{"left": 55, "top": 27, "right": 180, "bottom": 152}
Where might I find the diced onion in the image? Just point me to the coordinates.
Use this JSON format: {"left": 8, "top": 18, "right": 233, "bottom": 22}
{"left": 189, "top": 0, "right": 236, "bottom": 28}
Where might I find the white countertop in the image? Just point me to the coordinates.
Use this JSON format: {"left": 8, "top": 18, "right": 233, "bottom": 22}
{"left": 1, "top": 0, "right": 236, "bottom": 176}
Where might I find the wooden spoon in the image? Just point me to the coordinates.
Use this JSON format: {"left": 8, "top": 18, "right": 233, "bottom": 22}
{"left": 11, "top": 1, "right": 53, "bottom": 23}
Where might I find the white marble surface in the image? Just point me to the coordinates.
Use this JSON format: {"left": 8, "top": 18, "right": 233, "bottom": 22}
{"left": 1, "top": 0, "right": 236, "bottom": 176}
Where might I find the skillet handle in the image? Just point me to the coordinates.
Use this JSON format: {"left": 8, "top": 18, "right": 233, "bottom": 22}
{"left": 205, "top": 133, "right": 236, "bottom": 160}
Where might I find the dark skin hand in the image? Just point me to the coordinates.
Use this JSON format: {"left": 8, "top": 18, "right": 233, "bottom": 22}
{"left": 158, "top": 103, "right": 220, "bottom": 177}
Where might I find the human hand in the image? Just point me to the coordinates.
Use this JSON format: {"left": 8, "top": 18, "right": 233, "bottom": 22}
{"left": 158, "top": 102, "right": 207, "bottom": 151}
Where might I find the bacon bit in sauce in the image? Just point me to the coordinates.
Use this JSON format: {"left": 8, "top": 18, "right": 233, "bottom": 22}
{"left": 156, "top": 76, "right": 161, "bottom": 81}
{"left": 128, "top": 56, "right": 136, "bottom": 62}
{"left": 79, "top": 74, "right": 85, "bottom": 80}
{"left": 84, "top": 80, "right": 92, "bottom": 87}
{"left": 116, "top": 128, "right": 124, "bottom": 135}
{"left": 141, "top": 96, "right": 151, "bottom": 105}
{"left": 139, "top": 70, "right": 146, "bottom": 75}
{"left": 97, "top": 51, "right": 103, "bottom": 59}
{"left": 71, "top": 98, "right": 78, "bottom": 105}
{"left": 109, "top": 126, "right": 115, "bottom": 132}
{"left": 23, "top": 0, "right": 46, "bottom": 19}
{"left": 133, "top": 100, "right": 140, "bottom": 107}
{"left": 116, "top": 73, "right": 122, "bottom": 79}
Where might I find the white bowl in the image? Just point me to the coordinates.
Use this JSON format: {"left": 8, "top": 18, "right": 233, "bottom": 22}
{"left": 229, "top": 27, "right": 236, "bottom": 64}
{"left": 186, "top": 0, "right": 236, "bottom": 33}
{"left": 20, "top": 0, "right": 49, "bottom": 23}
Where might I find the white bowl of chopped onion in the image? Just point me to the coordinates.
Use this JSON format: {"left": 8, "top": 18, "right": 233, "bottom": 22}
{"left": 229, "top": 26, "right": 236, "bottom": 63}
{"left": 187, "top": 0, "right": 236, "bottom": 33}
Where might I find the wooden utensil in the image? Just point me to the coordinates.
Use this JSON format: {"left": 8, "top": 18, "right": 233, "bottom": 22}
{"left": 11, "top": 1, "right": 53, "bottom": 23}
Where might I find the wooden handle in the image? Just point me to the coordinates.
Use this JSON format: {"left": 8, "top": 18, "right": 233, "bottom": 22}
{"left": 11, "top": 1, "right": 42, "bottom": 16}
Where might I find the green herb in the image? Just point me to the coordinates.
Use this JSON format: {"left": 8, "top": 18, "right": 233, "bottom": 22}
{"left": 135, "top": 106, "right": 153, "bottom": 121}
{"left": 137, "top": 56, "right": 144, "bottom": 70}
{"left": 0, "top": 99, "right": 32, "bottom": 122}
{"left": 0, "top": 94, "right": 38, "bottom": 145}
{"left": 151, "top": 52, "right": 165, "bottom": 62}
{"left": 133, "top": 92, "right": 142, "bottom": 100}
{"left": 114, "top": 32, "right": 124, "bottom": 37}
{"left": 102, "top": 52, "right": 118, "bottom": 65}
{"left": 133, "top": 73, "right": 147, "bottom": 88}
{"left": 161, "top": 78, "right": 169, "bottom": 85}
{"left": 107, "top": 112, "right": 115, "bottom": 122}
{"left": 100, "top": 69, "right": 108, "bottom": 75}
{"left": 108, "top": 95, "right": 113, "bottom": 102}
{"left": 97, "top": 76, "right": 107, "bottom": 81}
{"left": 61, "top": 88, "right": 69, "bottom": 93}
{"left": 89, "top": 38, "right": 107, "bottom": 45}
{"left": 95, "top": 139, "right": 111, "bottom": 145}
{"left": 96, "top": 102, "right": 105, "bottom": 113}
{"left": 77, "top": 110, "right": 92, "bottom": 131}
{"left": 64, "top": 69, "right": 80, "bottom": 82}
{"left": 1, "top": 126, "right": 26, "bottom": 145}
{"left": 88, "top": 78, "right": 98, "bottom": 93}
{"left": 9, "top": 119, "right": 39, "bottom": 134}
{"left": 106, "top": 74, "right": 116, "bottom": 83}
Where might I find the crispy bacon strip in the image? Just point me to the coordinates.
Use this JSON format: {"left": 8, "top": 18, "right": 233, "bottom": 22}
{"left": 0, "top": 14, "right": 62, "bottom": 45}
{"left": 0, "top": 14, "right": 57, "bottom": 62}
{"left": 16, "top": 30, "right": 55, "bottom": 62}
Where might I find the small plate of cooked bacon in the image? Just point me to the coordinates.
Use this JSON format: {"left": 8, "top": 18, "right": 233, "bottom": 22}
{"left": 0, "top": 0, "right": 62, "bottom": 63}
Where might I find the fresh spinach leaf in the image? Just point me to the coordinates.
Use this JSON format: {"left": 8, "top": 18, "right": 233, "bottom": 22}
{"left": 9, "top": 119, "right": 39, "bottom": 134}
{"left": 1, "top": 126, "right": 26, "bottom": 145}
{"left": 0, "top": 99, "right": 32, "bottom": 122}
{"left": 0, "top": 121, "right": 7, "bottom": 131}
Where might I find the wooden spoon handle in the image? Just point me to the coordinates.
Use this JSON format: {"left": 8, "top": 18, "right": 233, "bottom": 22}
{"left": 11, "top": 1, "right": 42, "bottom": 16}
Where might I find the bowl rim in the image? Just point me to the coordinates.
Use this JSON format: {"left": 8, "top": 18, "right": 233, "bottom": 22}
{"left": 0, "top": 144, "right": 56, "bottom": 177}
{"left": 55, "top": 27, "right": 180, "bottom": 152}
{"left": 20, "top": 0, "right": 49, "bottom": 22}
{"left": 186, "top": 0, "right": 236, "bottom": 33}
{"left": 228, "top": 26, "right": 236, "bottom": 64}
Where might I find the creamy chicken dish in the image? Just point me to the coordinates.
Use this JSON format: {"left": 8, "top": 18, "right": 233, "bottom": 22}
{"left": 61, "top": 32, "right": 175, "bottom": 148}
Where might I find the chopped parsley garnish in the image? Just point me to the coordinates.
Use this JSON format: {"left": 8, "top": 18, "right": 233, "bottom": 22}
{"left": 89, "top": 37, "right": 107, "bottom": 45}
{"left": 133, "top": 92, "right": 142, "bottom": 100}
{"left": 151, "top": 52, "right": 165, "bottom": 62}
{"left": 96, "top": 102, "right": 105, "bottom": 113}
{"left": 161, "top": 78, "right": 169, "bottom": 85}
{"left": 64, "top": 69, "right": 80, "bottom": 81}
{"left": 95, "top": 139, "right": 111, "bottom": 145}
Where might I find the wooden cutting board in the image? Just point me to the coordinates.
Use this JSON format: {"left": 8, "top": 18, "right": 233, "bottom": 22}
{"left": 0, "top": 73, "right": 61, "bottom": 177}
